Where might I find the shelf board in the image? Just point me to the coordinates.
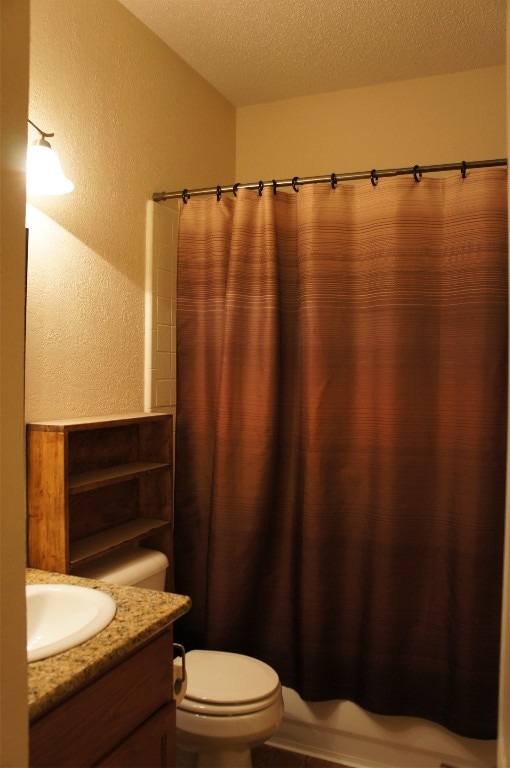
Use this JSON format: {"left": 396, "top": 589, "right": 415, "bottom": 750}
{"left": 28, "top": 412, "right": 171, "bottom": 430}
{"left": 70, "top": 518, "right": 170, "bottom": 565}
{"left": 68, "top": 461, "right": 170, "bottom": 493}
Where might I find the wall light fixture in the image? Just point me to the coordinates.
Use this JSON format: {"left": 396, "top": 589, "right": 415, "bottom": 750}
{"left": 26, "top": 119, "right": 74, "bottom": 196}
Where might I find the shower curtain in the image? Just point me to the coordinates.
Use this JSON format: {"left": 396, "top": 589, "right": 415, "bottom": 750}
{"left": 174, "top": 168, "right": 508, "bottom": 739}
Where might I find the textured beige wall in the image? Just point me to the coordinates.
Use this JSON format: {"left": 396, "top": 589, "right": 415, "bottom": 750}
{"left": 26, "top": 0, "right": 235, "bottom": 421}
{"left": 236, "top": 66, "right": 506, "bottom": 181}
{"left": 0, "top": 1, "right": 30, "bottom": 765}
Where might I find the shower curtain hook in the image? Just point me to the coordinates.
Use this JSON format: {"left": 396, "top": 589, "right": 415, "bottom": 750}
{"left": 258, "top": 180, "right": 264, "bottom": 196}
{"left": 413, "top": 165, "right": 422, "bottom": 182}
{"left": 371, "top": 169, "right": 379, "bottom": 187}
{"left": 292, "top": 176, "right": 299, "bottom": 192}
{"left": 232, "top": 182, "right": 240, "bottom": 197}
{"left": 181, "top": 188, "right": 189, "bottom": 204}
{"left": 461, "top": 161, "right": 467, "bottom": 179}
{"left": 216, "top": 185, "right": 222, "bottom": 201}
{"left": 272, "top": 179, "right": 278, "bottom": 195}
{"left": 331, "top": 173, "right": 337, "bottom": 189}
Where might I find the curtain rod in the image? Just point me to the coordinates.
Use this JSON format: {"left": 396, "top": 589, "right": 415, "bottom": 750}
{"left": 152, "top": 158, "right": 507, "bottom": 203}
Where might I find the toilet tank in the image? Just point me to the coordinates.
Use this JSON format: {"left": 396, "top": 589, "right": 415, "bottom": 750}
{"left": 73, "top": 546, "right": 169, "bottom": 590}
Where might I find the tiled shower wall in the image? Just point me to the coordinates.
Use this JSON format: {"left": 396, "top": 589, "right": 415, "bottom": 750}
{"left": 145, "top": 201, "right": 178, "bottom": 422}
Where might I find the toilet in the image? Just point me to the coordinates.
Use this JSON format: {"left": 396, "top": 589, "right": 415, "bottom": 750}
{"left": 74, "top": 546, "right": 284, "bottom": 768}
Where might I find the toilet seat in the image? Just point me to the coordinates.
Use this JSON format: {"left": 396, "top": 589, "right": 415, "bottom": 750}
{"left": 178, "top": 650, "right": 281, "bottom": 716}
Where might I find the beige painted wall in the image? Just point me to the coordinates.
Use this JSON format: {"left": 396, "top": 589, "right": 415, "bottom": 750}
{"left": 236, "top": 66, "right": 506, "bottom": 181}
{"left": 0, "top": 1, "right": 30, "bottom": 765}
{"left": 0, "top": 1, "right": 234, "bottom": 761}
{"left": 26, "top": 0, "right": 235, "bottom": 422}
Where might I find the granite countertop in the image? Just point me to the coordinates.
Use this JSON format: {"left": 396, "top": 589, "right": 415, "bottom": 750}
{"left": 27, "top": 568, "right": 191, "bottom": 722}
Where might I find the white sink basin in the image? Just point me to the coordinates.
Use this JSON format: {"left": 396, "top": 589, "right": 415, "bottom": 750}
{"left": 26, "top": 583, "right": 116, "bottom": 663}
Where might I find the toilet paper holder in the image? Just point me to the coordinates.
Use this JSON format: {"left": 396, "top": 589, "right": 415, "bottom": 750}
{"left": 173, "top": 642, "right": 186, "bottom": 697}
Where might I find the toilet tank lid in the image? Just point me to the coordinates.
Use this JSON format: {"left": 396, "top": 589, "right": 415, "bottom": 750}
{"left": 73, "top": 546, "right": 169, "bottom": 585}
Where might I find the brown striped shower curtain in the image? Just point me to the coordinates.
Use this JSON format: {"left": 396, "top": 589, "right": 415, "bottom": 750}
{"left": 173, "top": 168, "right": 508, "bottom": 738}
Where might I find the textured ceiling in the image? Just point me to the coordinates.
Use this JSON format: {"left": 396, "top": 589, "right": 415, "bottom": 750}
{"left": 117, "top": 0, "right": 506, "bottom": 106}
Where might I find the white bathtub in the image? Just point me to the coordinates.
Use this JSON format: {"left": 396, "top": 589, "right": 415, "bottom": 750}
{"left": 269, "top": 688, "right": 496, "bottom": 768}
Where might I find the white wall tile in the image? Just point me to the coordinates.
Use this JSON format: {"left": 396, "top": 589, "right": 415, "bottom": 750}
{"left": 157, "top": 323, "right": 172, "bottom": 352}
{"left": 157, "top": 296, "right": 172, "bottom": 325}
{"left": 157, "top": 268, "right": 173, "bottom": 299}
{"left": 156, "top": 378, "right": 172, "bottom": 407}
{"left": 157, "top": 351, "right": 172, "bottom": 379}
{"left": 156, "top": 205, "right": 174, "bottom": 249}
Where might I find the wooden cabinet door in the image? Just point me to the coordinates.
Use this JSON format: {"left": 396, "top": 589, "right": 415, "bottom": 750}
{"left": 30, "top": 631, "right": 173, "bottom": 767}
{"left": 97, "top": 703, "right": 175, "bottom": 768}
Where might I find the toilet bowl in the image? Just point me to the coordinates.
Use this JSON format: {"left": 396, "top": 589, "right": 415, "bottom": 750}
{"left": 176, "top": 649, "right": 283, "bottom": 768}
{"left": 75, "top": 547, "right": 283, "bottom": 768}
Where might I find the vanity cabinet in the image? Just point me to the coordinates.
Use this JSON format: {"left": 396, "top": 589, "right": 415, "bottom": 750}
{"left": 30, "top": 628, "right": 176, "bottom": 767}
{"left": 27, "top": 413, "right": 173, "bottom": 588}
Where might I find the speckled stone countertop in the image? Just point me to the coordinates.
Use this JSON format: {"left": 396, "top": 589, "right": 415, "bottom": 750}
{"left": 27, "top": 568, "right": 191, "bottom": 722}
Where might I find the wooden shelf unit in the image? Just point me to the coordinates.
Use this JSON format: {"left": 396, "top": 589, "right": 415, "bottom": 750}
{"left": 27, "top": 413, "right": 173, "bottom": 586}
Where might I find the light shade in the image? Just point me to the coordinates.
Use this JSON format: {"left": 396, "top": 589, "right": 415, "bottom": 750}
{"left": 26, "top": 139, "right": 74, "bottom": 196}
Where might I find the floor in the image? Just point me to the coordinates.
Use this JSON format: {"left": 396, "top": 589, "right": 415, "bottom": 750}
{"left": 176, "top": 743, "right": 353, "bottom": 768}
{"left": 252, "top": 745, "right": 353, "bottom": 768}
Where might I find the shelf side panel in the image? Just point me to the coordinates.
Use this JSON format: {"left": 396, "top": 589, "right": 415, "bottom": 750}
{"left": 27, "top": 429, "right": 69, "bottom": 572}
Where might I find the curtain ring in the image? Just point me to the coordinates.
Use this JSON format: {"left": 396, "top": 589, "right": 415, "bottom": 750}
{"left": 272, "top": 179, "right": 278, "bottom": 195}
{"left": 292, "top": 176, "right": 299, "bottom": 192}
{"left": 461, "top": 161, "right": 467, "bottom": 179}
{"left": 370, "top": 169, "right": 378, "bottom": 187}
{"left": 181, "top": 188, "right": 189, "bottom": 204}
{"left": 331, "top": 173, "right": 337, "bottom": 189}
{"left": 258, "top": 180, "right": 264, "bottom": 196}
{"left": 216, "top": 185, "right": 222, "bottom": 201}
{"left": 232, "top": 182, "right": 240, "bottom": 197}
{"left": 413, "top": 165, "right": 422, "bottom": 182}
